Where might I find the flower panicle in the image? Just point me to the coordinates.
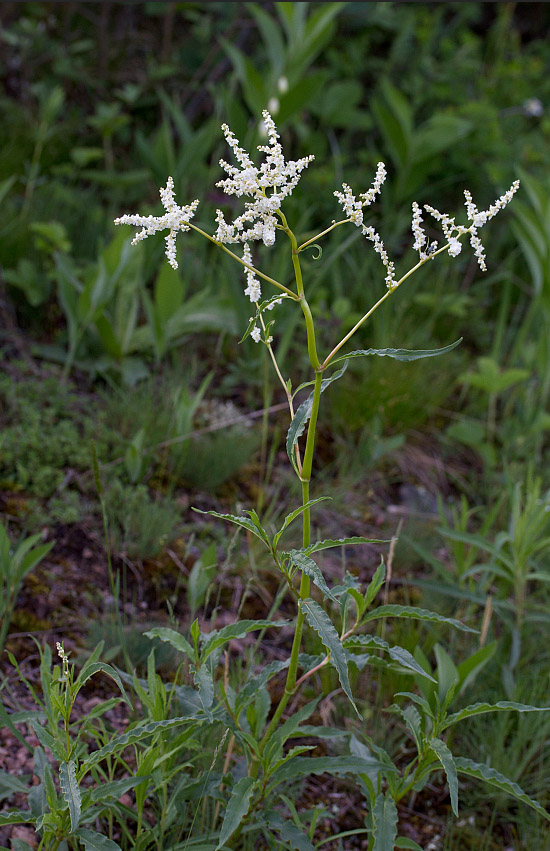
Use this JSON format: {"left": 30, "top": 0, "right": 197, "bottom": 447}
{"left": 114, "top": 176, "right": 199, "bottom": 270}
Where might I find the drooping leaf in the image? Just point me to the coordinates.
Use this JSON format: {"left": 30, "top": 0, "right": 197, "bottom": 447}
{"left": 330, "top": 338, "right": 462, "bottom": 367}
{"left": 60, "top": 760, "right": 81, "bottom": 831}
{"left": 74, "top": 662, "right": 132, "bottom": 708}
{"left": 344, "top": 634, "right": 436, "bottom": 681}
{"left": 88, "top": 776, "right": 148, "bottom": 804}
{"left": 286, "top": 361, "right": 348, "bottom": 474}
{"left": 201, "top": 619, "right": 288, "bottom": 662}
{"left": 443, "top": 700, "right": 550, "bottom": 731}
{"left": 372, "top": 792, "right": 398, "bottom": 851}
{"left": 191, "top": 508, "right": 270, "bottom": 547}
{"left": 428, "top": 738, "right": 459, "bottom": 816}
{"left": 145, "top": 627, "right": 195, "bottom": 662}
{"left": 301, "top": 598, "right": 360, "bottom": 717}
{"left": 216, "top": 777, "right": 256, "bottom": 850}
{"left": 362, "top": 605, "right": 478, "bottom": 633}
{"left": 286, "top": 550, "right": 337, "bottom": 602}
{"left": 455, "top": 757, "right": 550, "bottom": 821}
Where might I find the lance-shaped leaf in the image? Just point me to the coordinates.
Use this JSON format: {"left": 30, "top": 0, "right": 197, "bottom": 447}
{"left": 145, "top": 627, "right": 195, "bottom": 662}
{"left": 372, "top": 792, "right": 398, "bottom": 851}
{"left": 216, "top": 776, "right": 256, "bottom": 850}
{"left": 267, "top": 754, "right": 396, "bottom": 789}
{"left": 201, "top": 619, "right": 288, "bottom": 662}
{"left": 301, "top": 598, "right": 360, "bottom": 717}
{"left": 442, "top": 700, "right": 550, "bottom": 732}
{"left": 344, "top": 634, "right": 436, "bottom": 681}
{"left": 455, "top": 757, "right": 550, "bottom": 821}
{"left": 428, "top": 738, "right": 459, "bottom": 816}
{"left": 0, "top": 810, "right": 36, "bottom": 826}
{"left": 82, "top": 717, "right": 198, "bottom": 771}
{"left": 286, "top": 550, "right": 337, "bottom": 602}
{"left": 191, "top": 508, "right": 270, "bottom": 547}
{"left": 74, "top": 662, "right": 132, "bottom": 708}
{"left": 273, "top": 497, "right": 330, "bottom": 550}
{"left": 286, "top": 361, "right": 348, "bottom": 474}
{"left": 60, "top": 760, "right": 81, "bottom": 831}
{"left": 361, "top": 604, "right": 478, "bottom": 633}
{"left": 303, "top": 536, "right": 388, "bottom": 555}
{"left": 330, "top": 338, "right": 462, "bottom": 367}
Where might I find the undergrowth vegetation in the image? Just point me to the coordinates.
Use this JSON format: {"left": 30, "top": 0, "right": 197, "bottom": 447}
{"left": 1, "top": 3, "right": 550, "bottom": 849}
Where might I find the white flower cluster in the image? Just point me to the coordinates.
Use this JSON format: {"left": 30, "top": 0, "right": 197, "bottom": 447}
{"left": 425, "top": 179, "right": 520, "bottom": 271}
{"left": 114, "top": 177, "right": 199, "bottom": 270}
{"left": 214, "top": 110, "right": 314, "bottom": 249}
{"left": 334, "top": 163, "right": 396, "bottom": 288}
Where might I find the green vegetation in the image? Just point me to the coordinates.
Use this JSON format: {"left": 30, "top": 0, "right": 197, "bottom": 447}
{"left": 1, "top": 3, "right": 550, "bottom": 849}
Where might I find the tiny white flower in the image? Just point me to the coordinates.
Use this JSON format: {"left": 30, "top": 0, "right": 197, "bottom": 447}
{"left": 242, "top": 243, "right": 262, "bottom": 303}
{"left": 251, "top": 325, "right": 262, "bottom": 343}
{"left": 448, "top": 236, "right": 462, "bottom": 257}
{"left": 523, "top": 97, "right": 543, "bottom": 117}
{"left": 114, "top": 176, "right": 199, "bottom": 270}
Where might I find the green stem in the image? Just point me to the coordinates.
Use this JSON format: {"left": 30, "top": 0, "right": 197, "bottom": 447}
{"left": 187, "top": 222, "right": 298, "bottom": 299}
{"left": 257, "top": 371, "right": 323, "bottom": 752}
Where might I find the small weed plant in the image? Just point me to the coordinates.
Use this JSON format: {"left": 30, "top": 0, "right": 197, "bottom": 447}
{"left": 2, "top": 112, "right": 549, "bottom": 849}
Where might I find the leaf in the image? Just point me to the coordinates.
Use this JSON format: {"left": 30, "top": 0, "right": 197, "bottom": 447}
{"left": 428, "top": 738, "right": 459, "bottom": 816}
{"left": 330, "top": 338, "right": 462, "bottom": 367}
{"left": 286, "top": 550, "right": 337, "bottom": 602}
{"left": 88, "top": 775, "right": 148, "bottom": 804}
{"left": 304, "top": 536, "right": 388, "bottom": 555}
{"left": 372, "top": 792, "right": 398, "bottom": 851}
{"left": 145, "top": 627, "right": 195, "bottom": 662}
{"left": 216, "top": 777, "right": 256, "bottom": 850}
{"left": 60, "top": 760, "right": 81, "bottom": 831}
{"left": 301, "top": 598, "right": 360, "bottom": 717}
{"left": 362, "top": 605, "right": 478, "bottom": 633}
{"left": 363, "top": 560, "right": 386, "bottom": 609}
{"left": 191, "top": 508, "right": 270, "bottom": 547}
{"left": 395, "top": 839, "right": 424, "bottom": 850}
{"left": 76, "top": 829, "right": 122, "bottom": 850}
{"left": 455, "top": 757, "right": 550, "bottom": 821}
{"left": 0, "top": 811, "right": 35, "bottom": 826}
{"left": 75, "top": 662, "right": 132, "bottom": 708}
{"left": 82, "top": 717, "right": 197, "bottom": 771}
{"left": 201, "top": 619, "right": 288, "bottom": 662}
{"left": 268, "top": 755, "right": 396, "bottom": 789}
{"left": 344, "top": 635, "right": 436, "bottom": 681}
{"left": 273, "top": 497, "right": 330, "bottom": 549}
{"left": 266, "top": 812, "right": 316, "bottom": 851}
{"left": 286, "top": 361, "right": 348, "bottom": 474}
{"left": 443, "top": 700, "right": 550, "bottom": 731}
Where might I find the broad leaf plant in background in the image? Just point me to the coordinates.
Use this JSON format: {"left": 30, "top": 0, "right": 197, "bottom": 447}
{"left": 2, "top": 110, "right": 548, "bottom": 850}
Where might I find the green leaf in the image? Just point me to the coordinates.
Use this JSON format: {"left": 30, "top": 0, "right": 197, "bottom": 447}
{"left": 76, "top": 829, "right": 122, "bottom": 850}
{"left": 304, "top": 536, "right": 388, "bottom": 555}
{"left": 145, "top": 627, "right": 195, "bottom": 662}
{"left": 301, "top": 598, "right": 360, "bottom": 717}
{"left": 455, "top": 757, "right": 550, "bottom": 821}
{"left": 286, "top": 361, "right": 348, "bottom": 474}
{"left": 395, "top": 839, "right": 424, "bottom": 850}
{"left": 266, "top": 812, "right": 316, "bottom": 851}
{"left": 0, "top": 811, "right": 35, "bottom": 826}
{"left": 443, "top": 700, "right": 550, "bottom": 731}
{"left": 372, "top": 792, "right": 398, "bottom": 851}
{"left": 268, "top": 754, "right": 396, "bottom": 788}
{"left": 75, "top": 662, "right": 132, "bottom": 708}
{"left": 363, "top": 560, "right": 386, "bottom": 610}
{"left": 344, "top": 635, "right": 436, "bottom": 681}
{"left": 60, "top": 760, "right": 81, "bottom": 831}
{"left": 362, "top": 605, "right": 478, "bottom": 633}
{"left": 201, "top": 619, "right": 288, "bottom": 662}
{"left": 216, "top": 777, "right": 256, "bottom": 850}
{"left": 81, "top": 718, "right": 196, "bottom": 771}
{"left": 273, "top": 497, "right": 330, "bottom": 549}
{"left": 428, "top": 738, "right": 459, "bottom": 816}
{"left": 88, "top": 776, "right": 148, "bottom": 804}
{"left": 286, "top": 550, "right": 337, "bottom": 602}
{"left": 330, "top": 338, "right": 462, "bottom": 367}
{"left": 191, "top": 508, "right": 270, "bottom": 547}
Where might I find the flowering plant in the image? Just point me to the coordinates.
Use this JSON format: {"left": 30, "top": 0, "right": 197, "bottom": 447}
{"left": 109, "top": 112, "right": 549, "bottom": 849}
